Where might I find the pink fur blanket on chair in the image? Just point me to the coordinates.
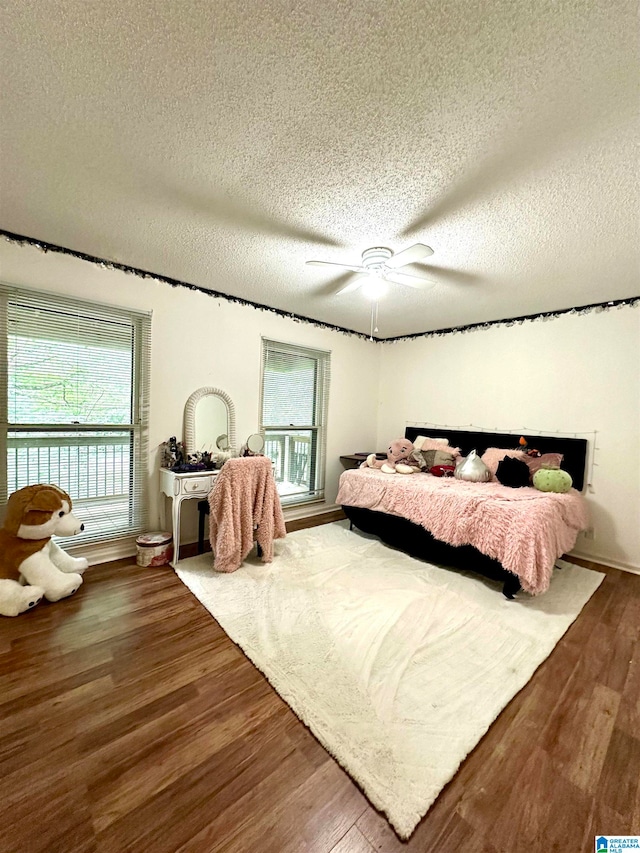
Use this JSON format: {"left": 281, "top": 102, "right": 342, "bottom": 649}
{"left": 208, "top": 456, "right": 286, "bottom": 573}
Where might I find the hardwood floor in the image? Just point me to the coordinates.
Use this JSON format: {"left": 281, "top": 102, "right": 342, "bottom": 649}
{"left": 0, "top": 527, "right": 638, "bottom": 853}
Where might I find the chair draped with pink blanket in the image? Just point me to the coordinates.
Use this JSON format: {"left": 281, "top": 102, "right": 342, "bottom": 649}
{"left": 207, "top": 456, "right": 287, "bottom": 573}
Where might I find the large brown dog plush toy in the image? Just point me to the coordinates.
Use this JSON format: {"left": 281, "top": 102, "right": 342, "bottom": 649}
{"left": 0, "top": 484, "right": 89, "bottom": 617}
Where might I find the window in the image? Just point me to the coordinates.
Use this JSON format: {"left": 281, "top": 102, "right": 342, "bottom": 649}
{"left": 0, "top": 284, "right": 151, "bottom": 545}
{"left": 260, "top": 339, "right": 330, "bottom": 506}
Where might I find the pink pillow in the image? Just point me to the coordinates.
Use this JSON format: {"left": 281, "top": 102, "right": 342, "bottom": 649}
{"left": 524, "top": 453, "right": 564, "bottom": 478}
{"left": 480, "top": 447, "right": 526, "bottom": 480}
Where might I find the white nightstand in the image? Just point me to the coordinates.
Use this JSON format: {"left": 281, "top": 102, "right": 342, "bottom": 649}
{"left": 159, "top": 468, "right": 219, "bottom": 567}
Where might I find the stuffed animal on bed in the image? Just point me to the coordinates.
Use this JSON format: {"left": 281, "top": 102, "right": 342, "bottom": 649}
{"left": 0, "top": 484, "right": 89, "bottom": 617}
{"left": 361, "top": 438, "right": 421, "bottom": 474}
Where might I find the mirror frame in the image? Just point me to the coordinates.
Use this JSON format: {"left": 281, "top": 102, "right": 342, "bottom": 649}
{"left": 183, "top": 387, "right": 236, "bottom": 456}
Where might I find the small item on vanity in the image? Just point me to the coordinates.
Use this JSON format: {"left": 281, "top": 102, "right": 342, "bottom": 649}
{"left": 136, "top": 532, "right": 174, "bottom": 567}
{"left": 186, "top": 452, "right": 207, "bottom": 470}
{"left": 213, "top": 452, "right": 232, "bottom": 469}
{"left": 200, "top": 451, "right": 216, "bottom": 470}
{"left": 186, "top": 451, "right": 216, "bottom": 471}
{"left": 160, "top": 439, "right": 174, "bottom": 469}
{"left": 213, "top": 435, "right": 233, "bottom": 468}
{"left": 216, "top": 434, "right": 231, "bottom": 451}
{"left": 241, "top": 433, "right": 265, "bottom": 457}
{"left": 168, "top": 436, "right": 184, "bottom": 467}
{"left": 160, "top": 436, "right": 186, "bottom": 470}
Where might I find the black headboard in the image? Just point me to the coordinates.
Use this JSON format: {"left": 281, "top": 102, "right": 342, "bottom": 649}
{"left": 404, "top": 426, "right": 588, "bottom": 491}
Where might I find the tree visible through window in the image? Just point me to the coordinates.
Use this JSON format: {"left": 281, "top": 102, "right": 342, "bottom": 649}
{"left": 0, "top": 285, "right": 151, "bottom": 544}
{"left": 260, "top": 339, "right": 330, "bottom": 506}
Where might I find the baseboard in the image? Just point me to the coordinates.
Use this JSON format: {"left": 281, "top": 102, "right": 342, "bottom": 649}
{"left": 283, "top": 502, "right": 341, "bottom": 521}
{"left": 570, "top": 549, "right": 640, "bottom": 575}
{"left": 67, "top": 535, "right": 137, "bottom": 566}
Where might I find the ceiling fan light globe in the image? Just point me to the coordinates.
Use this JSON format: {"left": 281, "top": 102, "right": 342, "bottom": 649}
{"left": 361, "top": 278, "right": 388, "bottom": 300}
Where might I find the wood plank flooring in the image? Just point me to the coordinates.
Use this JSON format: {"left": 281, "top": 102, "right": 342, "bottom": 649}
{"left": 0, "top": 527, "right": 638, "bottom": 853}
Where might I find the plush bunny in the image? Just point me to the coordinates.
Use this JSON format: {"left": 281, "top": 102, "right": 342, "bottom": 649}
{"left": 361, "top": 438, "right": 421, "bottom": 474}
{"left": 0, "top": 484, "right": 89, "bottom": 617}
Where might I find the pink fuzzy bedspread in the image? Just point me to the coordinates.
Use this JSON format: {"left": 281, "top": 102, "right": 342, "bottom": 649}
{"left": 209, "top": 456, "right": 287, "bottom": 573}
{"left": 336, "top": 468, "right": 589, "bottom": 595}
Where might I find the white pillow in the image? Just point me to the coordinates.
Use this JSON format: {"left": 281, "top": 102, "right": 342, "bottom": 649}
{"left": 413, "top": 435, "right": 450, "bottom": 451}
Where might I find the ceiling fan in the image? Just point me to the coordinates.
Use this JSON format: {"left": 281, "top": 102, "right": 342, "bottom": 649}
{"left": 306, "top": 243, "right": 436, "bottom": 295}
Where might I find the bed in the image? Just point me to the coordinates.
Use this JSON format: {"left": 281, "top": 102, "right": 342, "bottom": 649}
{"left": 337, "top": 427, "right": 589, "bottom": 598}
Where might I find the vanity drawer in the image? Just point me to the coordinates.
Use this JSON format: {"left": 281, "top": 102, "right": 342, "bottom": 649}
{"left": 180, "top": 476, "right": 213, "bottom": 496}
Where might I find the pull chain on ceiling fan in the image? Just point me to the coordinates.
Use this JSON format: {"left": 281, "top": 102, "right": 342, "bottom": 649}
{"left": 306, "top": 243, "right": 436, "bottom": 295}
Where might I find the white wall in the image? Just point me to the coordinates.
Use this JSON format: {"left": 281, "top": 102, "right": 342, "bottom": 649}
{"left": 0, "top": 241, "right": 380, "bottom": 547}
{"left": 2, "top": 240, "right": 637, "bottom": 572}
{"left": 377, "top": 307, "right": 640, "bottom": 572}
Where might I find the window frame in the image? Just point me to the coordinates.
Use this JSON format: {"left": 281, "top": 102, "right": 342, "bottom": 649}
{"left": 0, "top": 283, "right": 151, "bottom": 545}
{"left": 259, "top": 338, "right": 330, "bottom": 507}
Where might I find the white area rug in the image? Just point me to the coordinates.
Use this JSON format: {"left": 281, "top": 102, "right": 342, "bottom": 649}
{"left": 176, "top": 521, "right": 604, "bottom": 839}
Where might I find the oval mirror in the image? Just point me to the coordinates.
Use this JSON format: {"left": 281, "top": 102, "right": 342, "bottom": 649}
{"left": 195, "top": 396, "right": 227, "bottom": 450}
{"left": 184, "top": 387, "right": 236, "bottom": 455}
{"left": 246, "top": 433, "right": 265, "bottom": 454}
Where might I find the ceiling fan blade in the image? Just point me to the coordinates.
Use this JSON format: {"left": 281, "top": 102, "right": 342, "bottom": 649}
{"left": 335, "top": 276, "right": 364, "bottom": 295}
{"left": 401, "top": 262, "right": 481, "bottom": 285}
{"left": 306, "top": 260, "right": 365, "bottom": 273}
{"left": 315, "top": 271, "right": 362, "bottom": 296}
{"left": 383, "top": 270, "right": 436, "bottom": 289}
{"left": 385, "top": 243, "right": 434, "bottom": 269}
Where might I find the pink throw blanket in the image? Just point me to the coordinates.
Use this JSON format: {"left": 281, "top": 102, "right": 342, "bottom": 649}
{"left": 336, "top": 468, "right": 589, "bottom": 595}
{"left": 208, "top": 457, "right": 287, "bottom": 573}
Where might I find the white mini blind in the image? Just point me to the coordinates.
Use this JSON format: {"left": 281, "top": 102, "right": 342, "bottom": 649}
{"left": 260, "top": 339, "right": 330, "bottom": 506}
{"left": 0, "top": 283, "right": 152, "bottom": 545}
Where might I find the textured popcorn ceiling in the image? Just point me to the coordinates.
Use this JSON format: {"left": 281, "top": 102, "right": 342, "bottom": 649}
{"left": 0, "top": 0, "right": 638, "bottom": 337}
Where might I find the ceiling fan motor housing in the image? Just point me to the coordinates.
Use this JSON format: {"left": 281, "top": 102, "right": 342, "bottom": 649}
{"left": 361, "top": 247, "right": 393, "bottom": 269}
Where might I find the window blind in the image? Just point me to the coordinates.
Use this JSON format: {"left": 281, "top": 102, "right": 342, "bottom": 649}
{"left": 260, "top": 339, "right": 330, "bottom": 506}
{"left": 0, "top": 283, "right": 152, "bottom": 545}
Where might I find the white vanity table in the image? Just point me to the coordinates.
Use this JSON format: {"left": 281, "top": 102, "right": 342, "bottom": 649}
{"left": 160, "top": 386, "right": 236, "bottom": 567}
{"left": 159, "top": 468, "right": 219, "bottom": 567}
